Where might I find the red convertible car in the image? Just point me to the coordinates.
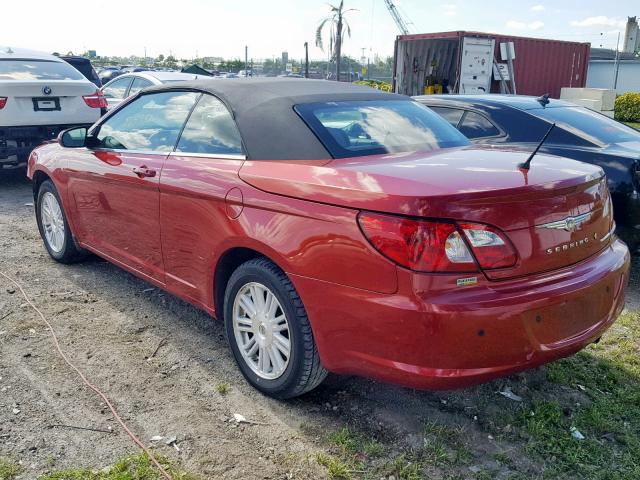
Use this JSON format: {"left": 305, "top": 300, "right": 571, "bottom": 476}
{"left": 28, "top": 79, "right": 630, "bottom": 398}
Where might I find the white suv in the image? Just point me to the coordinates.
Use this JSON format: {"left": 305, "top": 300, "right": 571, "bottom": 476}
{"left": 0, "top": 47, "right": 106, "bottom": 170}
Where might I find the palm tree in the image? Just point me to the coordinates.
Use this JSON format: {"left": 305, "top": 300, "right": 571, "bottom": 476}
{"left": 315, "top": 1, "right": 355, "bottom": 81}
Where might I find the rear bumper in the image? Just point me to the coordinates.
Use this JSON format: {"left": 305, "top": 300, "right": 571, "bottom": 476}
{"left": 0, "top": 124, "right": 91, "bottom": 168}
{"left": 292, "top": 239, "right": 630, "bottom": 390}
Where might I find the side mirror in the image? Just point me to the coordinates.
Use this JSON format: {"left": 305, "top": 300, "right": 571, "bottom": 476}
{"left": 59, "top": 127, "right": 88, "bottom": 148}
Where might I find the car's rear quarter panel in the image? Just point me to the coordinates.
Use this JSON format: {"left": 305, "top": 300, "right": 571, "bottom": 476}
{"left": 159, "top": 156, "right": 399, "bottom": 317}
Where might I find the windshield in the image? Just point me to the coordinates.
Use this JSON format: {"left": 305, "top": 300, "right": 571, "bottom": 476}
{"left": 0, "top": 59, "right": 85, "bottom": 81}
{"left": 295, "top": 100, "right": 470, "bottom": 158}
{"left": 530, "top": 106, "right": 640, "bottom": 146}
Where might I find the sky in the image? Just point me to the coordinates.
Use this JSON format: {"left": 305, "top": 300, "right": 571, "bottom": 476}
{"left": 4, "top": 0, "right": 638, "bottom": 61}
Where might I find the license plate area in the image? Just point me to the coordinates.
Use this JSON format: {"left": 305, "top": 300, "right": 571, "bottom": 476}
{"left": 525, "top": 280, "right": 614, "bottom": 347}
{"left": 32, "top": 97, "right": 61, "bottom": 111}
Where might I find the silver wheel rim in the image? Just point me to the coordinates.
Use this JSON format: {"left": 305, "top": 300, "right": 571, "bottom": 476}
{"left": 41, "top": 192, "right": 65, "bottom": 253}
{"left": 232, "top": 282, "right": 291, "bottom": 380}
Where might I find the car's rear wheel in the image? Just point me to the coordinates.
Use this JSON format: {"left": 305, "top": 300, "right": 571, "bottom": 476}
{"left": 36, "top": 180, "right": 86, "bottom": 263}
{"left": 224, "top": 258, "right": 327, "bottom": 399}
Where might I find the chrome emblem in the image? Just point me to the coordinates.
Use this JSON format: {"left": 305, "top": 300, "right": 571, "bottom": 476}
{"left": 539, "top": 212, "right": 591, "bottom": 233}
{"left": 42, "top": 86, "right": 52, "bottom": 95}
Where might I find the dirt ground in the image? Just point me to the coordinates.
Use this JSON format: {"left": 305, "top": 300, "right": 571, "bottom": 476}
{"left": 1, "top": 173, "right": 638, "bottom": 479}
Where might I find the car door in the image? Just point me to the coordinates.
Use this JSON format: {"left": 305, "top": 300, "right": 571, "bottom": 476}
{"left": 101, "top": 76, "right": 133, "bottom": 110}
{"left": 65, "top": 90, "right": 200, "bottom": 283}
{"left": 159, "top": 93, "right": 246, "bottom": 306}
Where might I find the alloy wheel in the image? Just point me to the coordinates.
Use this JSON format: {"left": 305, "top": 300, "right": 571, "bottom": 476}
{"left": 232, "top": 282, "right": 291, "bottom": 380}
{"left": 40, "top": 192, "right": 65, "bottom": 253}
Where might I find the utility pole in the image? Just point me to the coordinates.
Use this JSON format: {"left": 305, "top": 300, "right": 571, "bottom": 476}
{"left": 613, "top": 31, "right": 621, "bottom": 90}
{"left": 245, "top": 46, "right": 248, "bottom": 77}
{"left": 304, "top": 42, "right": 309, "bottom": 78}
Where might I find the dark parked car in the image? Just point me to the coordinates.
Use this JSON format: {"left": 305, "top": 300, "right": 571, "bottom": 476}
{"left": 60, "top": 56, "right": 102, "bottom": 88}
{"left": 97, "top": 67, "right": 123, "bottom": 85}
{"left": 415, "top": 95, "right": 640, "bottom": 252}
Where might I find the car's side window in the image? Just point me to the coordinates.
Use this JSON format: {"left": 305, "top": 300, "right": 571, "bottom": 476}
{"left": 458, "top": 111, "right": 501, "bottom": 139}
{"left": 429, "top": 106, "right": 465, "bottom": 128}
{"left": 102, "top": 77, "right": 133, "bottom": 99}
{"left": 128, "top": 77, "right": 154, "bottom": 96}
{"left": 95, "top": 91, "right": 200, "bottom": 152}
{"left": 175, "top": 94, "right": 244, "bottom": 156}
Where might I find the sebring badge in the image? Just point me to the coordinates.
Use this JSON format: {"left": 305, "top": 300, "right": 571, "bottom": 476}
{"left": 539, "top": 212, "right": 591, "bottom": 233}
{"left": 42, "top": 86, "right": 52, "bottom": 96}
{"left": 546, "top": 233, "right": 599, "bottom": 255}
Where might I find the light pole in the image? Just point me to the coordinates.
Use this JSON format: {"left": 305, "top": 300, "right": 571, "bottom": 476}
{"left": 304, "top": 42, "right": 309, "bottom": 78}
{"left": 613, "top": 31, "right": 621, "bottom": 90}
{"left": 245, "top": 46, "right": 248, "bottom": 77}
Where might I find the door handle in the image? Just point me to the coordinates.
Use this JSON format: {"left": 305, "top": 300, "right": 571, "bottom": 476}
{"left": 132, "top": 165, "right": 156, "bottom": 178}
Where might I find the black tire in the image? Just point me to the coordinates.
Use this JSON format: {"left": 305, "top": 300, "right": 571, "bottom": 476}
{"left": 36, "top": 180, "right": 86, "bottom": 264}
{"left": 224, "top": 257, "right": 327, "bottom": 399}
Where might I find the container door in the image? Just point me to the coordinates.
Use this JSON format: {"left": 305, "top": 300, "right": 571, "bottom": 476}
{"left": 459, "top": 37, "right": 495, "bottom": 94}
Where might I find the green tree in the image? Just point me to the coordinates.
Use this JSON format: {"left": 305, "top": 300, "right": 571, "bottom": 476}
{"left": 315, "top": 0, "right": 355, "bottom": 80}
{"left": 165, "top": 55, "right": 177, "bottom": 69}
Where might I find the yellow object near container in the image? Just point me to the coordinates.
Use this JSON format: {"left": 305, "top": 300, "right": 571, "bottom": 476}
{"left": 424, "top": 84, "right": 443, "bottom": 95}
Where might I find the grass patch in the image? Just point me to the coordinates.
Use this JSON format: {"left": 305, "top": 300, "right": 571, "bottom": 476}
{"left": 215, "top": 382, "right": 230, "bottom": 395}
{"left": 623, "top": 121, "right": 640, "bottom": 130}
{"left": 327, "top": 427, "right": 384, "bottom": 459}
{"left": 316, "top": 452, "right": 354, "bottom": 479}
{"left": 0, "top": 458, "right": 21, "bottom": 480}
{"left": 521, "top": 310, "right": 640, "bottom": 479}
{"left": 423, "top": 421, "right": 472, "bottom": 466}
{"left": 38, "top": 453, "right": 198, "bottom": 480}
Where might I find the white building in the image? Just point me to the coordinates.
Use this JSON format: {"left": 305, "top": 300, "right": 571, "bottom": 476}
{"left": 623, "top": 16, "right": 639, "bottom": 54}
{"left": 586, "top": 48, "right": 640, "bottom": 93}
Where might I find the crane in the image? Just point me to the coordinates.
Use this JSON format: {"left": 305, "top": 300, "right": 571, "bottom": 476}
{"left": 383, "top": 0, "right": 413, "bottom": 35}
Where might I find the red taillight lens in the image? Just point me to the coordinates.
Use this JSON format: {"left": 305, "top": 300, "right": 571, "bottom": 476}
{"left": 0, "top": 97, "right": 7, "bottom": 109}
{"left": 459, "top": 223, "right": 517, "bottom": 269}
{"left": 358, "top": 213, "right": 518, "bottom": 273}
{"left": 83, "top": 90, "right": 108, "bottom": 109}
{"left": 358, "top": 212, "right": 477, "bottom": 272}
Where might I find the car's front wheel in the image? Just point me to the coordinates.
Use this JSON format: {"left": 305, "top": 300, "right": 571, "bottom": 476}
{"left": 224, "top": 258, "right": 327, "bottom": 399}
{"left": 36, "top": 180, "right": 86, "bottom": 263}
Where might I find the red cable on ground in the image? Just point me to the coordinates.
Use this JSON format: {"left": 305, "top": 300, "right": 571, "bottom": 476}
{"left": 1, "top": 272, "right": 172, "bottom": 480}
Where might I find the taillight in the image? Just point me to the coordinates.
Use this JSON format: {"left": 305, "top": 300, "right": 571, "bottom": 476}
{"left": 358, "top": 212, "right": 517, "bottom": 273}
{"left": 83, "top": 90, "right": 108, "bottom": 109}
{"left": 358, "top": 212, "right": 477, "bottom": 272}
{"left": 0, "top": 97, "right": 7, "bottom": 109}
{"left": 459, "top": 223, "right": 517, "bottom": 269}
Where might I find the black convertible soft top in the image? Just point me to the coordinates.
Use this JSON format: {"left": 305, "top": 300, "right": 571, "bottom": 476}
{"left": 144, "top": 78, "right": 407, "bottom": 160}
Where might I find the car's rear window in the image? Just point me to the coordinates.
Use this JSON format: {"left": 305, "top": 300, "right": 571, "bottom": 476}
{"left": 63, "top": 58, "right": 100, "bottom": 84}
{"left": 530, "top": 106, "right": 640, "bottom": 146}
{"left": 0, "top": 59, "right": 85, "bottom": 81}
{"left": 295, "top": 100, "right": 470, "bottom": 158}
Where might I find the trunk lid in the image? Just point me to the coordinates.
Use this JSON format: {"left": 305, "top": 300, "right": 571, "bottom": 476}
{"left": 0, "top": 80, "right": 98, "bottom": 127}
{"left": 239, "top": 146, "right": 613, "bottom": 279}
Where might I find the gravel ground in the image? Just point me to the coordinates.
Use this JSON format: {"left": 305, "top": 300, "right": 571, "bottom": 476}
{"left": 0, "top": 172, "right": 638, "bottom": 479}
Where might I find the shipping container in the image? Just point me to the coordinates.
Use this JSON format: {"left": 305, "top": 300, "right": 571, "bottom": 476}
{"left": 393, "top": 31, "right": 590, "bottom": 98}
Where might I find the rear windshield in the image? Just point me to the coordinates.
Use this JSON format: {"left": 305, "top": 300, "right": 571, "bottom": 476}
{"left": 63, "top": 59, "right": 100, "bottom": 84}
{"left": 0, "top": 59, "right": 85, "bottom": 81}
{"left": 530, "top": 106, "right": 640, "bottom": 146}
{"left": 295, "top": 100, "right": 470, "bottom": 158}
